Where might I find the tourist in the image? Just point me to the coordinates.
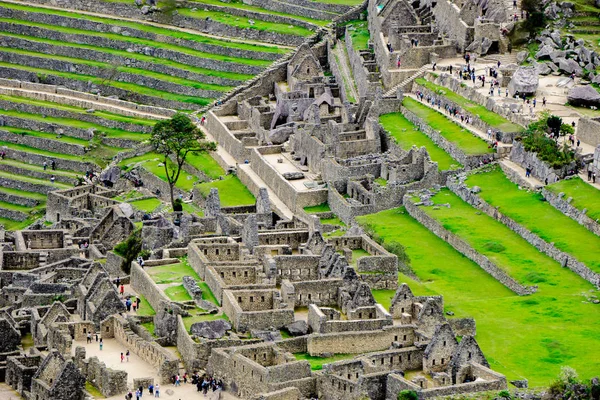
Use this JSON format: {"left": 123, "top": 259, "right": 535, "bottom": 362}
{"left": 120, "top": 284, "right": 125, "bottom": 296}
{"left": 588, "top": 168, "right": 593, "bottom": 181}
{"left": 449, "top": 65, "right": 453, "bottom": 74}
{"left": 593, "top": 172, "right": 597, "bottom": 183}
{"left": 498, "top": 87, "right": 501, "bottom": 96}
{"left": 50, "top": 175, "right": 55, "bottom": 185}
{"left": 135, "top": 389, "right": 141, "bottom": 400}
{"left": 154, "top": 384, "right": 160, "bottom": 397}
{"left": 137, "top": 297, "right": 141, "bottom": 310}
{"left": 127, "top": 391, "right": 133, "bottom": 400}
{"left": 525, "top": 166, "right": 531, "bottom": 177}
{"left": 99, "top": 338, "right": 103, "bottom": 350}
{"left": 43, "top": 161, "right": 47, "bottom": 170}
{"left": 174, "top": 374, "right": 181, "bottom": 386}
{"left": 126, "top": 350, "right": 130, "bottom": 362}
{"left": 533, "top": 98, "right": 537, "bottom": 108}
{"left": 571, "top": 121, "right": 576, "bottom": 129}
{"left": 577, "top": 139, "right": 580, "bottom": 147}
{"left": 138, "top": 385, "right": 143, "bottom": 397}
{"left": 87, "top": 333, "right": 92, "bottom": 343}
{"left": 542, "top": 97, "right": 547, "bottom": 107}
{"left": 51, "top": 160, "right": 56, "bottom": 170}
{"left": 116, "top": 277, "right": 120, "bottom": 288}
{"left": 0, "top": 151, "right": 4, "bottom": 159}
{"left": 121, "top": 352, "right": 124, "bottom": 363}
{"left": 148, "top": 384, "right": 154, "bottom": 395}
{"left": 396, "top": 54, "right": 401, "bottom": 68}
{"left": 183, "top": 372, "right": 188, "bottom": 384}
{"left": 487, "top": 128, "right": 492, "bottom": 139}
{"left": 126, "top": 298, "right": 131, "bottom": 312}
{"left": 95, "top": 333, "right": 98, "bottom": 342}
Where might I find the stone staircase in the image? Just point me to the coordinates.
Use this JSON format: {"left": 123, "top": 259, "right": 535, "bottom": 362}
{"left": 384, "top": 64, "right": 431, "bottom": 97}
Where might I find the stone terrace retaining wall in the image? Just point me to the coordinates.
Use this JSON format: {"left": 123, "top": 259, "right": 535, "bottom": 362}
{"left": 275, "top": 0, "right": 352, "bottom": 14}
{"left": 400, "top": 105, "right": 498, "bottom": 169}
{"left": 510, "top": 141, "right": 575, "bottom": 184}
{"left": 242, "top": 0, "right": 339, "bottom": 20}
{"left": 0, "top": 33, "right": 253, "bottom": 85}
{"left": 0, "top": 78, "right": 174, "bottom": 119}
{"left": 0, "top": 174, "right": 62, "bottom": 195}
{"left": 1, "top": 147, "right": 94, "bottom": 173}
{"left": 18, "top": 0, "right": 310, "bottom": 46}
{"left": 542, "top": 185, "right": 600, "bottom": 237}
{"left": 0, "top": 8, "right": 281, "bottom": 62}
{"left": 130, "top": 262, "right": 171, "bottom": 311}
{"left": 0, "top": 50, "right": 226, "bottom": 100}
{"left": 404, "top": 194, "right": 538, "bottom": 295}
{"left": 0, "top": 129, "right": 86, "bottom": 156}
{"left": 412, "top": 81, "right": 520, "bottom": 144}
{"left": 0, "top": 191, "right": 39, "bottom": 207}
{"left": 0, "top": 97, "right": 151, "bottom": 134}
{"left": 426, "top": 73, "right": 531, "bottom": 128}
{"left": 0, "top": 66, "right": 201, "bottom": 111}
{"left": 0, "top": 208, "right": 28, "bottom": 221}
{"left": 577, "top": 117, "right": 600, "bottom": 147}
{"left": 346, "top": 31, "right": 380, "bottom": 100}
{"left": 447, "top": 176, "right": 600, "bottom": 288}
{"left": 0, "top": 111, "right": 93, "bottom": 140}
{"left": 0, "top": 163, "right": 78, "bottom": 186}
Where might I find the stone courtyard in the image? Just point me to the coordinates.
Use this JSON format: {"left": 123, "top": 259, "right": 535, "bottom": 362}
{"left": 0, "top": 0, "right": 599, "bottom": 399}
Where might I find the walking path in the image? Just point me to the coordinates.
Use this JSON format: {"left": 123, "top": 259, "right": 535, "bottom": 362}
{"left": 333, "top": 39, "right": 359, "bottom": 102}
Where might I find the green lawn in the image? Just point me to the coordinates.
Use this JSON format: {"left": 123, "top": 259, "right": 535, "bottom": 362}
{"left": 178, "top": 8, "right": 314, "bottom": 37}
{"left": 185, "top": 151, "right": 225, "bottom": 180}
{"left": 293, "top": 353, "right": 356, "bottom": 370}
{"left": 304, "top": 202, "right": 331, "bottom": 213}
{"left": 546, "top": 176, "right": 600, "bottom": 221}
{"left": 182, "top": 311, "right": 228, "bottom": 332}
{"left": 119, "top": 152, "right": 200, "bottom": 191}
{"left": 147, "top": 260, "right": 201, "bottom": 284}
{"left": 0, "top": 169, "right": 70, "bottom": 188}
{"left": 0, "top": 1, "right": 288, "bottom": 54}
{"left": 311, "top": 0, "right": 363, "bottom": 5}
{"left": 403, "top": 97, "right": 493, "bottom": 155}
{"left": 165, "top": 284, "right": 193, "bottom": 302}
{"left": 197, "top": 175, "right": 255, "bottom": 207}
{"left": 466, "top": 167, "right": 600, "bottom": 273}
{"left": 343, "top": 20, "right": 369, "bottom": 51}
{"left": 135, "top": 294, "right": 155, "bottom": 316}
{"left": 379, "top": 112, "right": 462, "bottom": 170}
{"left": 130, "top": 198, "right": 162, "bottom": 213}
{"left": 414, "top": 78, "right": 523, "bottom": 133}
{"left": 0, "top": 186, "right": 47, "bottom": 201}
{"left": 357, "top": 208, "right": 600, "bottom": 387}
{"left": 1, "top": 126, "right": 90, "bottom": 146}
{"left": 85, "top": 382, "right": 105, "bottom": 399}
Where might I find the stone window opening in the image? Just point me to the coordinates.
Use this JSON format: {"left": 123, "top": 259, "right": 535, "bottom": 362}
{"left": 347, "top": 374, "right": 351, "bottom": 379}
{"left": 443, "top": 378, "right": 446, "bottom": 384}
{"left": 308, "top": 294, "right": 311, "bottom": 300}
{"left": 83, "top": 328, "right": 86, "bottom": 334}
{"left": 381, "top": 358, "right": 384, "bottom": 365}
{"left": 250, "top": 296, "right": 254, "bottom": 302}
{"left": 244, "top": 271, "right": 248, "bottom": 277}
{"left": 443, "top": 340, "right": 446, "bottom": 346}
{"left": 369, "top": 313, "right": 373, "bottom": 318}
{"left": 261, "top": 296, "right": 265, "bottom": 302}
{"left": 238, "top": 297, "right": 242, "bottom": 303}
{"left": 441, "top": 358, "right": 445, "bottom": 364}
{"left": 251, "top": 370, "right": 254, "bottom": 377}
{"left": 420, "top": 381, "right": 423, "bottom": 388}
{"left": 408, "top": 354, "right": 411, "bottom": 361}
{"left": 233, "top": 272, "right": 237, "bottom": 278}
{"left": 349, "top": 387, "right": 353, "bottom": 393}
{"left": 468, "top": 351, "right": 472, "bottom": 360}
{"left": 260, "top": 376, "right": 263, "bottom": 382}
{"left": 106, "top": 327, "right": 109, "bottom": 332}
{"left": 356, "top": 372, "right": 359, "bottom": 378}
{"left": 234, "top": 361, "right": 236, "bottom": 368}
{"left": 253, "top": 354, "right": 257, "bottom": 360}
{"left": 204, "top": 249, "right": 208, "bottom": 255}
{"left": 394, "top": 335, "right": 398, "bottom": 341}
{"left": 403, "top": 335, "right": 407, "bottom": 341}
{"left": 221, "top": 272, "right": 225, "bottom": 278}
{"left": 358, "top": 312, "right": 362, "bottom": 318}
{"left": 432, "top": 359, "right": 436, "bottom": 366}
{"left": 343, "top": 384, "right": 346, "bottom": 391}
{"left": 227, "top": 249, "right": 231, "bottom": 255}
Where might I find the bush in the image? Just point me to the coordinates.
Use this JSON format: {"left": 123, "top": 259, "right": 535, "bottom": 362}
{"left": 398, "top": 390, "right": 418, "bottom": 400}
{"left": 498, "top": 390, "right": 511, "bottom": 399}
{"left": 173, "top": 198, "right": 183, "bottom": 212}
{"left": 113, "top": 229, "right": 142, "bottom": 274}
{"left": 519, "top": 113, "right": 575, "bottom": 169}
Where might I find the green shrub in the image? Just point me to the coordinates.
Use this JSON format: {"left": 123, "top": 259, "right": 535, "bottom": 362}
{"left": 518, "top": 113, "right": 575, "bottom": 169}
{"left": 173, "top": 198, "right": 183, "bottom": 212}
{"left": 397, "top": 390, "right": 418, "bottom": 400}
{"left": 113, "top": 229, "right": 142, "bottom": 274}
{"left": 498, "top": 390, "right": 511, "bottom": 399}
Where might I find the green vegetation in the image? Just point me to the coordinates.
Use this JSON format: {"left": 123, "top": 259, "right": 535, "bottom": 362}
{"left": 403, "top": 97, "right": 493, "bottom": 155}
{"left": 546, "top": 177, "right": 600, "bottom": 220}
{"left": 0, "top": 169, "right": 69, "bottom": 189}
{"left": 130, "top": 198, "right": 162, "bottom": 213}
{"left": 358, "top": 207, "right": 600, "bottom": 386}
{"left": 197, "top": 175, "right": 255, "bottom": 207}
{"left": 397, "top": 390, "right": 418, "bottom": 400}
{"left": 518, "top": 114, "right": 576, "bottom": 168}
{"left": 343, "top": 19, "right": 370, "bottom": 51}
{"left": 0, "top": 2, "right": 288, "bottom": 54}
{"left": 332, "top": 47, "right": 357, "bottom": 103}
{"left": 119, "top": 152, "right": 200, "bottom": 191}
{"left": 304, "top": 202, "right": 331, "bottom": 213}
{"left": 374, "top": 177, "right": 387, "bottom": 186}
{"left": 113, "top": 229, "right": 142, "bottom": 274}
{"left": 379, "top": 111, "right": 462, "bottom": 170}
{"left": 182, "top": 311, "right": 228, "bottom": 332}
{"left": 186, "top": 151, "right": 225, "bottom": 180}
{"left": 321, "top": 215, "right": 346, "bottom": 226}
{"left": 311, "top": 0, "right": 363, "bottom": 5}
{"left": 466, "top": 167, "right": 600, "bottom": 273}
{"left": 178, "top": 8, "right": 314, "bottom": 37}
{"left": 293, "top": 353, "right": 356, "bottom": 370}
{"left": 164, "top": 284, "right": 193, "bottom": 301}
{"left": 85, "top": 382, "right": 105, "bottom": 398}
{"left": 414, "top": 78, "right": 522, "bottom": 132}
{"left": 135, "top": 294, "right": 155, "bottom": 317}
{"left": 147, "top": 260, "right": 201, "bottom": 284}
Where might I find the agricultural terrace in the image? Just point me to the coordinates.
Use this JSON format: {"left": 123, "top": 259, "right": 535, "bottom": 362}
{"left": 546, "top": 176, "right": 600, "bottom": 220}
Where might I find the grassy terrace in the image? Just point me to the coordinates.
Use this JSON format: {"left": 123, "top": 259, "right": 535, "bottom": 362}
{"left": 379, "top": 111, "right": 462, "bottom": 170}
{"left": 178, "top": 8, "right": 314, "bottom": 37}
{"left": 0, "top": 46, "right": 235, "bottom": 92}
{"left": 304, "top": 202, "right": 331, "bottom": 213}
{"left": 358, "top": 208, "right": 600, "bottom": 386}
{"left": 0, "top": 159, "right": 79, "bottom": 178}
{"left": 119, "top": 152, "right": 199, "bottom": 191}
{"left": 197, "top": 175, "right": 255, "bottom": 207}
{"left": 343, "top": 19, "right": 369, "bottom": 51}
{"left": 0, "top": 186, "right": 47, "bottom": 201}
{"left": 0, "top": 2, "right": 289, "bottom": 54}
{"left": 130, "top": 198, "right": 162, "bottom": 213}
{"left": 0, "top": 169, "right": 70, "bottom": 188}
{"left": 466, "top": 167, "right": 600, "bottom": 273}
{"left": 293, "top": 353, "right": 356, "bottom": 370}
{"left": 403, "top": 97, "right": 493, "bottom": 155}
{"left": 0, "top": 61, "right": 212, "bottom": 106}
{"left": 414, "top": 78, "right": 523, "bottom": 133}
{"left": 546, "top": 176, "right": 600, "bottom": 220}
{"left": 0, "top": 25, "right": 265, "bottom": 74}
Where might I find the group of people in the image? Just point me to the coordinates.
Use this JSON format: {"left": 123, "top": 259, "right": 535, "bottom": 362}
{"left": 125, "top": 296, "right": 142, "bottom": 312}
{"left": 126, "top": 383, "right": 160, "bottom": 399}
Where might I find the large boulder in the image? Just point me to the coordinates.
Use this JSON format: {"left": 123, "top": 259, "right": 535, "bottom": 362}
{"left": 516, "top": 51, "right": 528, "bottom": 64}
{"left": 567, "top": 86, "right": 600, "bottom": 107}
{"left": 285, "top": 320, "right": 308, "bottom": 336}
{"left": 190, "top": 319, "right": 232, "bottom": 339}
{"left": 508, "top": 66, "right": 539, "bottom": 96}
{"left": 556, "top": 58, "right": 583, "bottom": 75}
{"left": 283, "top": 172, "right": 305, "bottom": 180}
{"left": 535, "top": 45, "right": 554, "bottom": 60}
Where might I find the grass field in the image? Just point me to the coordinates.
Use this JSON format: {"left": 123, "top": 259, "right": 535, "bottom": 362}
{"left": 147, "top": 260, "right": 201, "bottom": 284}
{"left": 343, "top": 20, "right": 369, "bottom": 51}
{"left": 304, "top": 202, "right": 331, "bottom": 213}
{"left": 466, "top": 167, "right": 600, "bottom": 273}
{"left": 379, "top": 112, "right": 462, "bottom": 170}
{"left": 197, "top": 175, "right": 255, "bottom": 207}
{"left": 130, "top": 198, "right": 162, "bottom": 213}
{"left": 403, "top": 97, "right": 493, "bottom": 155}
{"left": 165, "top": 284, "right": 193, "bottom": 302}
{"left": 357, "top": 208, "right": 600, "bottom": 387}
{"left": 293, "top": 353, "right": 356, "bottom": 370}
{"left": 414, "top": 78, "right": 523, "bottom": 133}
{"left": 546, "top": 176, "right": 600, "bottom": 220}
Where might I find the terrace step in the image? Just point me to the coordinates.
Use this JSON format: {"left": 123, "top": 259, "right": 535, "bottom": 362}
{"left": 0, "top": 169, "right": 70, "bottom": 194}
{"left": 0, "top": 141, "right": 97, "bottom": 173}
{"left": 0, "top": 186, "right": 45, "bottom": 207}
{"left": 0, "top": 159, "right": 80, "bottom": 185}
{"left": 0, "top": 82, "right": 173, "bottom": 120}
{"left": 0, "top": 127, "right": 87, "bottom": 156}
{"left": 384, "top": 64, "right": 430, "bottom": 97}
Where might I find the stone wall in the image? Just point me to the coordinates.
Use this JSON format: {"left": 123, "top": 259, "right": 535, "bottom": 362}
{"left": 404, "top": 194, "right": 539, "bottom": 295}
{"left": 577, "top": 117, "right": 600, "bottom": 147}
{"left": 401, "top": 105, "right": 497, "bottom": 169}
{"left": 446, "top": 178, "right": 600, "bottom": 288}
{"left": 542, "top": 185, "right": 600, "bottom": 237}
{"left": 75, "top": 349, "right": 127, "bottom": 398}
{"left": 509, "top": 141, "right": 575, "bottom": 183}
{"left": 345, "top": 32, "right": 381, "bottom": 99}
{"left": 241, "top": 0, "right": 340, "bottom": 20}
{"left": 0, "top": 129, "right": 86, "bottom": 156}
{"left": 433, "top": 0, "right": 474, "bottom": 52}
{"left": 129, "top": 262, "right": 170, "bottom": 311}
{"left": 307, "top": 325, "right": 416, "bottom": 355}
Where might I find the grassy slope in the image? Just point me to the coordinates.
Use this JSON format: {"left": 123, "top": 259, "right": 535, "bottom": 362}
{"left": 0, "top": 1, "right": 288, "bottom": 54}
{"left": 403, "top": 97, "right": 493, "bottom": 155}
{"left": 415, "top": 78, "right": 522, "bottom": 132}
{"left": 197, "top": 175, "right": 255, "bottom": 207}
{"left": 130, "top": 198, "right": 162, "bottom": 213}
{"left": 546, "top": 176, "right": 600, "bottom": 220}
{"left": 379, "top": 112, "right": 462, "bottom": 170}
{"left": 343, "top": 20, "right": 369, "bottom": 51}
{"left": 466, "top": 167, "right": 600, "bottom": 273}
{"left": 357, "top": 208, "right": 600, "bottom": 386}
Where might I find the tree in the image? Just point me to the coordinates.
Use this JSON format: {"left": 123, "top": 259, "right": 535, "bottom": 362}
{"left": 397, "top": 390, "right": 418, "bottom": 400}
{"left": 521, "top": 0, "right": 546, "bottom": 38}
{"left": 547, "top": 115, "right": 563, "bottom": 137}
{"left": 150, "top": 113, "right": 216, "bottom": 210}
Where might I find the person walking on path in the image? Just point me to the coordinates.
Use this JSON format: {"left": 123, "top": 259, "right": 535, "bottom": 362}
{"left": 154, "top": 384, "right": 160, "bottom": 398}
{"left": 121, "top": 352, "right": 124, "bottom": 363}
{"left": 99, "top": 338, "right": 103, "bottom": 351}
{"left": 43, "top": 161, "right": 47, "bottom": 170}
{"left": 126, "top": 350, "right": 130, "bottom": 362}
{"left": 87, "top": 333, "right": 92, "bottom": 344}
{"left": 120, "top": 284, "right": 125, "bottom": 296}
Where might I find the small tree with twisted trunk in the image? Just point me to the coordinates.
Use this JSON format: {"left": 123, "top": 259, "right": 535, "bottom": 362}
{"left": 150, "top": 113, "right": 216, "bottom": 210}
